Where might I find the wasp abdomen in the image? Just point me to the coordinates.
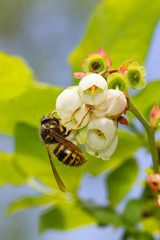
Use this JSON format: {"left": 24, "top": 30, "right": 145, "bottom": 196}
{"left": 53, "top": 143, "right": 83, "bottom": 166}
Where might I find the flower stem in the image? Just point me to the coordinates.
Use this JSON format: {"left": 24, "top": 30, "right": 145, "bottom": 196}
{"left": 128, "top": 98, "right": 159, "bottom": 173}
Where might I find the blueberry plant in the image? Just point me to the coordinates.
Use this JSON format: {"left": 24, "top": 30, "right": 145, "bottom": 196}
{"left": 1, "top": 0, "right": 160, "bottom": 239}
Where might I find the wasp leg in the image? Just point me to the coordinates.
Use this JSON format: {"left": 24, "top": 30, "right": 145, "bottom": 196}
{"left": 61, "top": 107, "right": 81, "bottom": 126}
{"left": 89, "top": 113, "right": 96, "bottom": 123}
{"left": 68, "top": 108, "right": 92, "bottom": 133}
{"left": 61, "top": 125, "right": 67, "bottom": 135}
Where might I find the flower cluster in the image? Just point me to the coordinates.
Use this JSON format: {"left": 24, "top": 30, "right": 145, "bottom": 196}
{"left": 55, "top": 47, "right": 147, "bottom": 160}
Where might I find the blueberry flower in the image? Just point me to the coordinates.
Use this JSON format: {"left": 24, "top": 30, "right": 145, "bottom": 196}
{"left": 86, "top": 117, "right": 118, "bottom": 160}
{"left": 73, "top": 46, "right": 112, "bottom": 79}
{"left": 56, "top": 86, "right": 89, "bottom": 130}
{"left": 78, "top": 73, "right": 108, "bottom": 106}
{"left": 95, "top": 89, "right": 127, "bottom": 117}
{"left": 124, "top": 62, "right": 146, "bottom": 90}
{"left": 107, "top": 73, "right": 129, "bottom": 93}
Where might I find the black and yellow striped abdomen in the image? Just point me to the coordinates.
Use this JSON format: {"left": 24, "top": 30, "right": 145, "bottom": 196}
{"left": 53, "top": 143, "right": 83, "bottom": 166}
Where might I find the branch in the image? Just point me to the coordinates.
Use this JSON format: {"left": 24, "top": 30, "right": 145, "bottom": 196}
{"left": 128, "top": 98, "right": 159, "bottom": 173}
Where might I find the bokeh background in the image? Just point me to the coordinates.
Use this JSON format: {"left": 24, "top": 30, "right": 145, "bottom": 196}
{"left": 0, "top": 0, "right": 160, "bottom": 239}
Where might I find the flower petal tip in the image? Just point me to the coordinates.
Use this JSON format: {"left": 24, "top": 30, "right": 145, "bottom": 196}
{"left": 73, "top": 72, "right": 86, "bottom": 79}
{"left": 98, "top": 46, "right": 112, "bottom": 69}
{"left": 120, "top": 59, "right": 133, "bottom": 75}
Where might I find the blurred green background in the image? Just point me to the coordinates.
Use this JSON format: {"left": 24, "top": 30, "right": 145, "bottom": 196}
{"left": 0, "top": 0, "right": 160, "bottom": 239}
{"left": 0, "top": 0, "right": 103, "bottom": 240}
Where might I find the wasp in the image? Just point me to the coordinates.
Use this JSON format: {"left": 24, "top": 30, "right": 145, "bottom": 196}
{"left": 40, "top": 113, "right": 87, "bottom": 192}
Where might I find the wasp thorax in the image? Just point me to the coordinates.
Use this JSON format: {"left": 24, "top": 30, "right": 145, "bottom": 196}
{"left": 40, "top": 115, "right": 62, "bottom": 144}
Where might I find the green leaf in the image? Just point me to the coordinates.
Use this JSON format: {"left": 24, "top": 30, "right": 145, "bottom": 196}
{"left": 40, "top": 202, "right": 95, "bottom": 231}
{"left": 81, "top": 201, "right": 133, "bottom": 230}
{"left": 0, "top": 84, "right": 63, "bottom": 134}
{"left": 145, "top": 168, "right": 154, "bottom": 176}
{"left": 136, "top": 233, "right": 155, "bottom": 240}
{"left": 124, "top": 199, "right": 145, "bottom": 224}
{"left": 107, "top": 158, "right": 139, "bottom": 207}
{"left": 0, "top": 152, "right": 24, "bottom": 186}
{"left": 69, "top": 0, "right": 160, "bottom": 76}
{"left": 14, "top": 123, "right": 85, "bottom": 193}
{"left": 15, "top": 123, "right": 50, "bottom": 176}
{"left": 0, "top": 52, "right": 33, "bottom": 101}
{"left": 122, "top": 231, "right": 154, "bottom": 240}
{"left": 131, "top": 81, "right": 160, "bottom": 120}
{"left": 124, "top": 197, "right": 160, "bottom": 234}
{"left": 86, "top": 131, "right": 142, "bottom": 175}
{"left": 8, "top": 195, "right": 55, "bottom": 214}
{"left": 141, "top": 217, "right": 160, "bottom": 234}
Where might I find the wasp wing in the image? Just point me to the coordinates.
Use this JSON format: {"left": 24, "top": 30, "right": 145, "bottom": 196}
{"left": 46, "top": 145, "right": 67, "bottom": 192}
{"left": 49, "top": 129, "right": 87, "bottom": 162}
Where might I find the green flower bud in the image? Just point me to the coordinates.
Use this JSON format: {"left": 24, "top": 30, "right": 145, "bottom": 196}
{"left": 107, "top": 73, "right": 129, "bottom": 93}
{"left": 124, "top": 62, "right": 146, "bottom": 90}
{"left": 81, "top": 53, "right": 108, "bottom": 74}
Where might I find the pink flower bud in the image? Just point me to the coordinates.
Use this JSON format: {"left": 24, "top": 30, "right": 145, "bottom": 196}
{"left": 147, "top": 174, "right": 160, "bottom": 193}
{"left": 150, "top": 101, "right": 160, "bottom": 128}
{"left": 154, "top": 198, "right": 160, "bottom": 207}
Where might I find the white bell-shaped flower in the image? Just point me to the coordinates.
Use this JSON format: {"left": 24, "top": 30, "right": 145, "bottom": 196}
{"left": 56, "top": 87, "right": 90, "bottom": 130}
{"left": 86, "top": 117, "right": 118, "bottom": 160}
{"left": 56, "top": 86, "right": 83, "bottom": 117}
{"left": 78, "top": 73, "right": 108, "bottom": 106}
{"left": 95, "top": 89, "right": 127, "bottom": 117}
